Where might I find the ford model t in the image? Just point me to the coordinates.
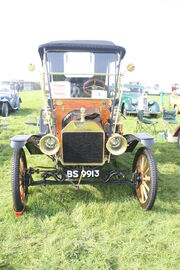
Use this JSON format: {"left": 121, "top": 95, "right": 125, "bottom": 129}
{"left": 10, "top": 41, "right": 158, "bottom": 216}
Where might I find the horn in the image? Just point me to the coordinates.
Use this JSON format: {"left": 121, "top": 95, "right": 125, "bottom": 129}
{"left": 39, "top": 134, "right": 60, "bottom": 155}
{"left": 106, "top": 134, "right": 127, "bottom": 156}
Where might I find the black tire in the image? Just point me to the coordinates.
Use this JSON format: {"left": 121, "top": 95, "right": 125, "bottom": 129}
{"left": 178, "top": 130, "right": 180, "bottom": 149}
{"left": 17, "top": 99, "right": 21, "bottom": 110}
{"left": 2, "top": 102, "right": 9, "bottom": 117}
{"left": 132, "top": 147, "right": 158, "bottom": 210}
{"left": 12, "top": 148, "right": 28, "bottom": 213}
{"left": 122, "top": 104, "right": 127, "bottom": 116}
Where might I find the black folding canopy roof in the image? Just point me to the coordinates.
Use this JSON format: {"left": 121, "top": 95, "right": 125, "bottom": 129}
{"left": 38, "top": 40, "right": 126, "bottom": 61}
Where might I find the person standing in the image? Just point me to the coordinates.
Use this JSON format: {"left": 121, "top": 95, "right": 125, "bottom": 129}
{"left": 170, "top": 84, "right": 176, "bottom": 107}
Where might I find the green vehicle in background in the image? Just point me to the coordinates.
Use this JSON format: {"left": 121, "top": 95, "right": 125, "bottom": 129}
{"left": 120, "top": 83, "right": 160, "bottom": 117}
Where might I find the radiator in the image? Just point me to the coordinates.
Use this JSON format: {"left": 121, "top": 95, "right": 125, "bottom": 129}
{"left": 62, "top": 131, "right": 104, "bottom": 165}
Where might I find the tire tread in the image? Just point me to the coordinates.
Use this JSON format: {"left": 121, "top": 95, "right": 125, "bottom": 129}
{"left": 12, "top": 148, "right": 27, "bottom": 212}
{"left": 132, "top": 147, "right": 158, "bottom": 210}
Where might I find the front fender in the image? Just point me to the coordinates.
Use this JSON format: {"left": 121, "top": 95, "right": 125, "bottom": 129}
{"left": 121, "top": 101, "right": 133, "bottom": 112}
{"left": 0, "top": 98, "right": 10, "bottom": 104}
{"left": 10, "top": 135, "right": 32, "bottom": 149}
{"left": 10, "top": 134, "right": 43, "bottom": 154}
{"left": 148, "top": 101, "right": 160, "bottom": 113}
{"left": 124, "top": 133, "right": 155, "bottom": 152}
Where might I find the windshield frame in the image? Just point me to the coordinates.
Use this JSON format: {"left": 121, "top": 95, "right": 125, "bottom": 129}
{"left": 42, "top": 49, "right": 123, "bottom": 136}
{"left": 45, "top": 50, "right": 120, "bottom": 100}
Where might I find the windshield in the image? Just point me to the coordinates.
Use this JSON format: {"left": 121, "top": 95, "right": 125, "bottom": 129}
{"left": 0, "top": 81, "right": 17, "bottom": 91}
{"left": 0, "top": 87, "right": 11, "bottom": 93}
{"left": 122, "top": 85, "right": 144, "bottom": 94}
{"left": 46, "top": 51, "right": 119, "bottom": 99}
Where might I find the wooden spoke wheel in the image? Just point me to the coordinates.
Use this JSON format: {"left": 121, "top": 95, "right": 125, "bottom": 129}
{"left": 132, "top": 147, "right": 158, "bottom": 210}
{"left": 12, "top": 148, "right": 28, "bottom": 215}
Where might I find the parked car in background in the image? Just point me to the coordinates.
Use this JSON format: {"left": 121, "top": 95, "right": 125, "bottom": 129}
{"left": 120, "top": 83, "right": 160, "bottom": 117}
{"left": 0, "top": 84, "right": 21, "bottom": 117}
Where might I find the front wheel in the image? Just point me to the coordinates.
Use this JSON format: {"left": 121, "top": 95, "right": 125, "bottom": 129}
{"left": 2, "top": 102, "right": 9, "bottom": 117}
{"left": 132, "top": 147, "right": 158, "bottom": 210}
{"left": 12, "top": 148, "right": 28, "bottom": 216}
{"left": 17, "top": 99, "right": 21, "bottom": 110}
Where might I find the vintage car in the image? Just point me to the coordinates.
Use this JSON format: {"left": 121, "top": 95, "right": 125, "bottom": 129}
{"left": 120, "top": 83, "right": 160, "bottom": 116}
{"left": 0, "top": 83, "right": 21, "bottom": 117}
{"left": 10, "top": 40, "right": 158, "bottom": 216}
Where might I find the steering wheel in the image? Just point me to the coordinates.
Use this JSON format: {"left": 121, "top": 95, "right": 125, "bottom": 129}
{"left": 83, "top": 79, "right": 106, "bottom": 97}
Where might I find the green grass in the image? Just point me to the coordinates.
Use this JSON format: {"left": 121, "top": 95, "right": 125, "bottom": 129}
{"left": 0, "top": 91, "right": 180, "bottom": 270}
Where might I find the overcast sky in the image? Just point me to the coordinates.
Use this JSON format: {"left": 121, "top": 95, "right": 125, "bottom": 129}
{"left": 0, "top": 0, "right": 179, "bottom": 89}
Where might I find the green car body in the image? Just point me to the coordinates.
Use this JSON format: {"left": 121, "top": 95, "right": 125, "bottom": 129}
{"left": 120, "top": 83, "right": 160, "bottom": 116}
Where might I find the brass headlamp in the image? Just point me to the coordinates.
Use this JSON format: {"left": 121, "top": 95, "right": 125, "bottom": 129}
{"left": 39, "top": 134, "right": 60, "bottom": 155}
{"left": 106, "top": 133, "right": 127, "bottom": 156}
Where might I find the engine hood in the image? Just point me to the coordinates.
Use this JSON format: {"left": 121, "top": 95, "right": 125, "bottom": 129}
{"left": 62, "top": 120, "right": 103, "bottom": 132}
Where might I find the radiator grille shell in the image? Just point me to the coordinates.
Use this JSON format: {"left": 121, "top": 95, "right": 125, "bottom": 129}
{"left": 61, "top": 121, "right": 105, "bottom": 165}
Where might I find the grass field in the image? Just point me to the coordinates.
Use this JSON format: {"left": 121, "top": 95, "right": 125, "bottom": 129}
{"left": 0, "top": 91, "right": 180, "bottom": 270}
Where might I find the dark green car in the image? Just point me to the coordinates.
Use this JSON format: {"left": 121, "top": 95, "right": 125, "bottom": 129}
{"left": 120, "top": 83, "right": 160, "bottom": 117}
